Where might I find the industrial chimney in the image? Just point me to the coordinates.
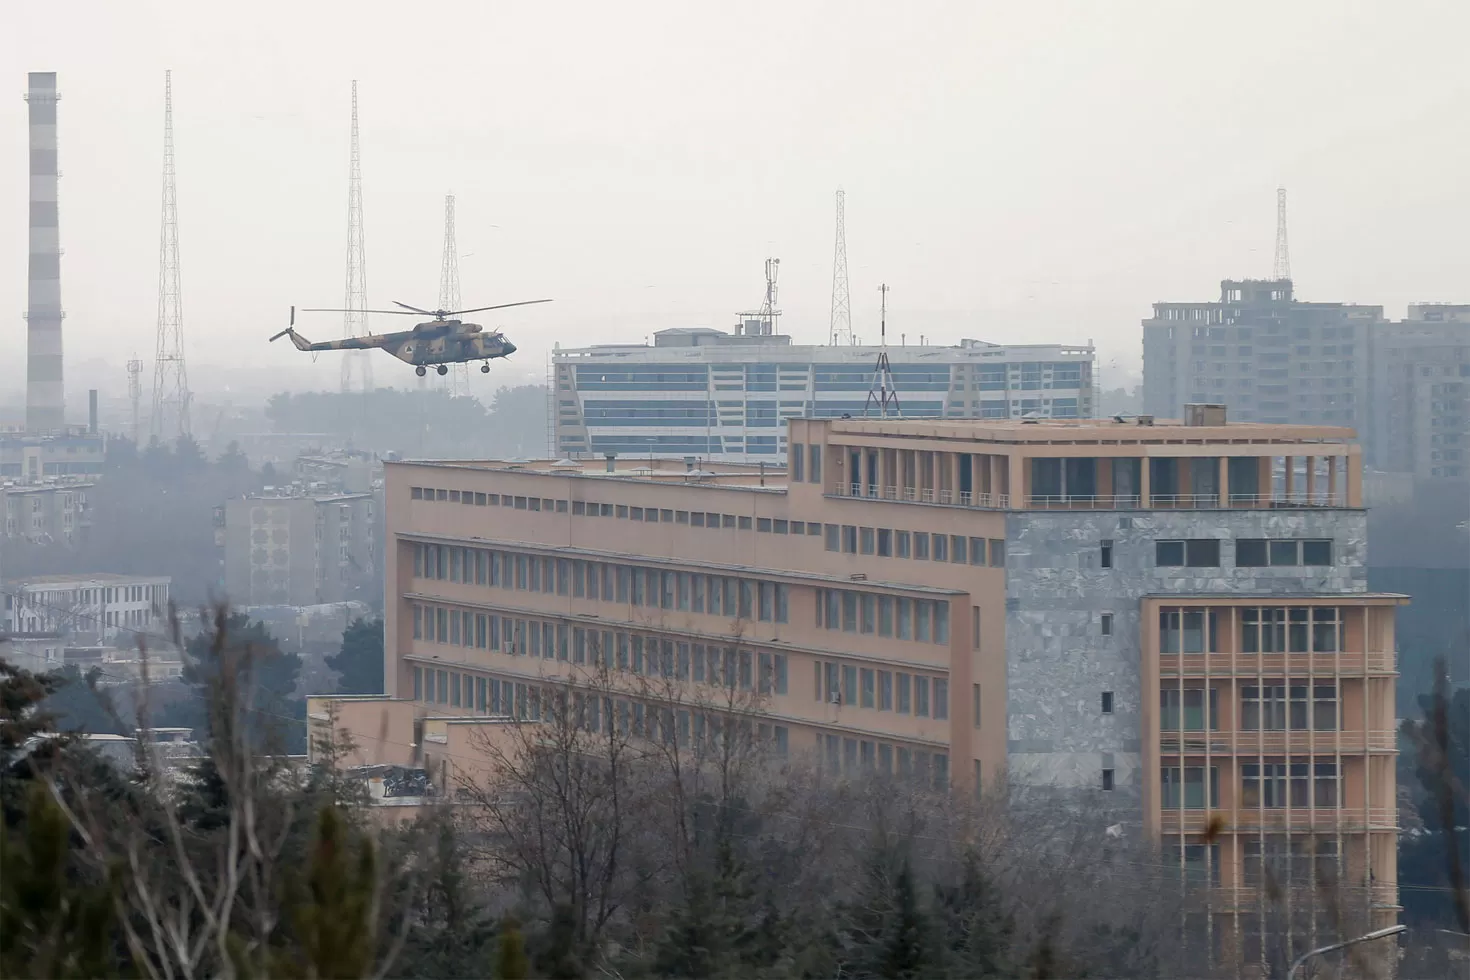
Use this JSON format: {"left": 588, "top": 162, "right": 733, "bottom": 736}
{"left": 24, "top": 72, "right": 64, "bottom": 433}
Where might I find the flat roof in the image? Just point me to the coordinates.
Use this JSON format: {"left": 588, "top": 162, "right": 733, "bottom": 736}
{"left": 392, "top": 456, "right": 784, "bottom": 489}
{"left": 8, "top": 572, "right": 170, "bottom": 585}
{"left": 817, "top": 417, "right": 1358, "bottom": 445}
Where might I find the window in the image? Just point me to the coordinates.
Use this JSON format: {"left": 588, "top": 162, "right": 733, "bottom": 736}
{"left": 1159, "top": 609, "right": 1216, "bottom": 654}
{"left": 915, "top": 676, "right": 930, "bottom": 717}
{"left": 972, "top": 684, "right": 982, "bottom": 727}
{"left": 1100, "top": 540, "right": 1113, "bottom": 568}
{"left": 1241, "top": 606, "right": 1339, "bottom": 653}
{"left": 1160, "top": 688, "right": 1218, "bottom": 730}
{"left": 791, "top": 444, "right": 804, "bottom": 481}
{"left": 843, "top": 665, "right": 858, "bottom": 705}
{"left": 896, "top": 531, "right": 911, "bottom": 558}
{"left": 934, "top": 679, "right": 948, "bottom": 720}
{"left": 933, "top": 535, "right": 948, "bottom": 562}
{"left": 825, "top": 524, "right": 840, "bottom": 552}
{"left": 1241, "top": 683, "right": 1337, "bottom": 731}
{"left": 896, "top": 673, "right": 911, "bottom": 714}
{"left": 879, "top": 671, "right": 893, "bottom": 710}
{"left": 842, "top": 525, "right": 858, "bottom": 554}
{"left": 1100, "top": 613, "right": 1113, "bottom": 636}
{"left": 1101, "top": 769, "right": 1115, "bottom": 792}
{"left": 971, "top": 606, "right": 981, "bottom": 650}
{"left": 1155, "top": 539, "right": 1220, "bottom": 567}
{"left": 860, "top": 668, "right": 875, "bottom": 708}
{"left": 1161, "top": 766, "right": 1218, "bottom": 809}
{"left": 968, "top": 537, "right": 986, "bottom": 566}
{"left": 950, "top": 536, "right": 966, "bottom": 564}
{"left": 1101, "top": 691, "right": 1114, "bottom": 714}
{"left": 988, "top": 539, "right": 1005, "bottom": 567}
{"left": 1241, "top": 761, "right": 1338, "bottom": 809}
{"left": 860, "top": 527, "right": 875, "bottom": 555}
{"left": 1237, "top": 539, "right": 1333, "bottom": 567}
{"left": 808, "top": 444, "right": 822, "bottom": 484}
{"left": 877, "top": 528, "right": 892, "bottom": 557}
{"left": 914, "top": 532, "right": 930, "bottom": 560}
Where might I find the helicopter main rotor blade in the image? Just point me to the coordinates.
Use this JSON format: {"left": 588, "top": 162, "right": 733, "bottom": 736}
{"left": 448, "top": 299, "right": 554, "bottom": 316}
{"left": 299, "top": 307, "right": 427, "bottom": 315}
{"left": 392, "top": 301, "right": 436, "bottom": 315}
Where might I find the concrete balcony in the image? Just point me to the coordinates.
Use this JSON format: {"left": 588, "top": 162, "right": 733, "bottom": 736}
{"left": 1160, "top": 729, "right": 1397, "bottom": 755}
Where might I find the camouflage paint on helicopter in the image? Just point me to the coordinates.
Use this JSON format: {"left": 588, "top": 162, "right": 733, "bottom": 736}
{"left": 269, "top": 298, "right": 549, "bottom": 376}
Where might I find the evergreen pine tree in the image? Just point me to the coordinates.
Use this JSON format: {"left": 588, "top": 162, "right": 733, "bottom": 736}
{"left": 878, "top": 860, "right": 930, "bottom": 980}
{"left": 934, "top": 850, "right": 1014, "bottom": 979}
{"left": 496, "top": 917, "right": 530, "bottom": 980}
{"left": 277, "top": 805, "right": 378, "bottom": 979}
{"left": 0, "top": 783, "right": 128, "bottom": 979}
{"left": 532, "top": 903, "right": 584, "bottom": 980}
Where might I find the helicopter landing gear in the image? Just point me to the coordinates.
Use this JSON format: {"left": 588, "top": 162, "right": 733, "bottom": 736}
{"left": 415, "top": 365, "right": 426, "bottom": 377}
{"left": 481, "top": 362, "right": 491, "bottom": 373}
{"left": 436, "top": 364, "right": 449, "bottom": 376}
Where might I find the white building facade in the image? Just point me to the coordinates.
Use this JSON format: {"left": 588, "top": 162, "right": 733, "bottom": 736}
{"left": 2, "top": 574, "right": 171, "bottom": 643}
{"left": 552, "top": 328, "right": 1095, "bottom": 462}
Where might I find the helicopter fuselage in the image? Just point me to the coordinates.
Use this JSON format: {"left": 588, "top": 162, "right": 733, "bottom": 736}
{"left": 286, "top": 318, "right": 517, "bottom": 365}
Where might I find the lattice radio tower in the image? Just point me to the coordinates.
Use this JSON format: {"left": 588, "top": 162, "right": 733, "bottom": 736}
{"left": 151, "top": 69, "right": 191, "bottom": 441}
{"left": 1272, "top": 186, "right": 1291, "bottom": 282}
{"left": 863, "top": 284, "right": 901, "bottom": 418}
{"left": 126, "top": 358, "right": 142, "bottom": 443}
{"left": 341, "top": 80, "right": 372, "bottom": 392}
{"left": 439, "top": 193, "right": 466, "bottom": 395}
{"left": 829, "top": 188, "right": 852, "bottom": 346}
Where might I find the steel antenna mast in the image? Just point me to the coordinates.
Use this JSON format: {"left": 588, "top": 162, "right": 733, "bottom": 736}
{"left": 829, "top": 188, "right": 852, "bottom": 345}
{"left": 151, "top": 69, "right": 191, "bottom": 440}
{"left": 341, "top": 80, "right": 372, "bottom": 392}
{"left": 1272, "top": 186, "right": 1291, "bottom": 282}
{"left": 439, "top": 193, "right": 465, "bottom": 395}
{"left": 863, "top": 284, "right": 901, "bottom": 419}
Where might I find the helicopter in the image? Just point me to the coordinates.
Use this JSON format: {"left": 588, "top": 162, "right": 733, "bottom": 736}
{"left": 268, "top": 298, "right": 550, "bottom": 376}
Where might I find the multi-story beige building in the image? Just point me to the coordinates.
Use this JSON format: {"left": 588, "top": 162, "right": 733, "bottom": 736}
{"left": 331, "top": 409, "right": 1403, "bottom": 953}
{"left": 221, "top": 491, "right": 379, "bottom": 606}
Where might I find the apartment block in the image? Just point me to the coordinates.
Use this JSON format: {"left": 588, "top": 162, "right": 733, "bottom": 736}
{"left": 1143, "top": 281, "right": 1470, "bottom": 481}
{"left": 221, "top": 491, "right": 379, "bottom": 607}
{"left": 1368, "top": 304, "right": 1470, "bottom": 480}
{"left": 1, "top": 482, "right": 91, "bottom": 544}
{"left": 333, "top": 409, "right": 1402, "bottom": 949}
{"left": 1142, "top": 279, "right": 1380, "bottom": 433}
{"left": 553, "top": 327, "right": 1094, "bottom": 462}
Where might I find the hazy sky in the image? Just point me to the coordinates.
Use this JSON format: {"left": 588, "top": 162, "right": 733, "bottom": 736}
{"left": 4, "top": 1, "right": 1468, "bottom": 406}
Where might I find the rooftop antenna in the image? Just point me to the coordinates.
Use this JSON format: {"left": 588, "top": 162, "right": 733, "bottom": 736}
{"left": 1272, "top": 186, "right": 1291, "bottom": 282}
{"left": 829, "top": 189, "right": 852, "bottom": 346}
{"left": 341, "top": 80, "right": 372, "bottom": 393}
{"left": 863, "top": 284, "right": 901, "bottom": 419}
{"left": 439, "top": 192, "right": 465, "bottom": 395}
{"left": 151, "top": 69, "right": 191, "bottom": 441}
{"left": 736, "top": 258, "right": 781, "bottom": 336}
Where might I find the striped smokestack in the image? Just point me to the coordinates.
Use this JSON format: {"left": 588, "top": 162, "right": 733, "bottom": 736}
{"left": 25, "top": 71, "right": 64, "bottom": 433}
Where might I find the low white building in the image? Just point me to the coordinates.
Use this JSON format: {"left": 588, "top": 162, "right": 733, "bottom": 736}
{"left": 2, "top": 573, "right": 171, "bottom": 643}
{"left": 0, "top": 632, "right": 65, "bottom": 672}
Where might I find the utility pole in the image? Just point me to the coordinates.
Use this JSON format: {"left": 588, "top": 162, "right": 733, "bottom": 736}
{"left": 829, "top": 188, "right": 852, "bottom": 346}
{"left": 341, "top": 80, "right": 372, "bottom": 393}
{"left": 151, "top": 69, "right": 191, "bottom": 442}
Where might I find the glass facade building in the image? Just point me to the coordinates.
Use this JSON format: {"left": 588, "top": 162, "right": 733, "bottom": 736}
{"left": 553, "top": 328, "right": 1094, "bottom": 462}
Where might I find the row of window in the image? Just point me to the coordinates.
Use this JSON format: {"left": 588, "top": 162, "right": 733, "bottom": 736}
{"left": 411, "top": 604, "right": 791, "bottom": 693}
{"left": 409, "top": 666, "right": 790, "bottom": 755}
{"left": 813, "top": 659, "right": 949, "bottom": 719}
{"left": 1153, "top": 538, "right": 1332, "bottom": 568}
{"left": 813, "top": 589, "right": 952, "bottom": 645}
{"left": 1159, "top": 683, "right": 1341, "bottom": 732}
{"left": 817, "top": 733, "right": 949, "bottom": 790}
{"left": 412, "top": 543, "right": 791, "bottom": 623}
{"left": 1158, "top": 759, "right": 1341, "bottom": 809}
{"left": 824, "top": 523, "right": 1006, "bottom": 566}
{"left": 1158, "top": 607, "right": 1343, "bottom": 655}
